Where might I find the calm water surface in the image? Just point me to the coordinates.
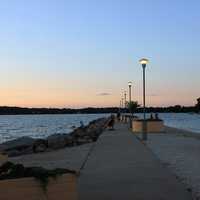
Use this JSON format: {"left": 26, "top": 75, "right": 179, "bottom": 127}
{"left": 1, "top": 113, "right": 200, "bottom": 144}
{"left": 0, "top": 114, "right": 110, "bottom": 143}
{"left": 136, "top": 113, "right": 200, "bottom": 133}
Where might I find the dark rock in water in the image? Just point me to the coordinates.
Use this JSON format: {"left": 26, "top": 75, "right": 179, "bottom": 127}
{"left": 47, "top": 134, "right": 65, "bottom": 150}
{"left": 0, "top": 137, "right": 36, "bottom": 156}
{"left": 64, "top": 135, "right": 74, "bottom": 146}
{"left": 72, "top": 127, "right": 86, "bottom": 138}
{"left": 70, "top": 117, "right": 108, "bottom": 144}
{"left": 0, "top": 137, "right": 35, "bottom": 152}
{"left": 7, "top": 146, "right": 33, "bottom": 157}
{"left": 0, "top": 117, "right": 110, "bottom": 157}
{"left": 47, "top": 134, "right": 74, "bottom": 150}
{"left": 33, "top": 139, "right": 48, "bottom": 153}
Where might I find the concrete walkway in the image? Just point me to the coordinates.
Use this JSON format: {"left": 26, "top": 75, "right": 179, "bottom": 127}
{"left": 78, "top": 123, "right": 192, "bottom": 200}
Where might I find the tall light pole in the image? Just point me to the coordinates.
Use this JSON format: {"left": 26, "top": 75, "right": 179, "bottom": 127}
{"left": 124, "top": 91, "right": 127, "bottom": 109}
{"left": 128, "top": 81, "right": 132, "bottom": 103}
{"left": 139, "top": 58, "right": 149, "bottom": 140}
{"left": 128, "top": 81, "right": 132, "bottom": 127}
{"left": 121, "top": 98, "right": 124, "bottom": 112}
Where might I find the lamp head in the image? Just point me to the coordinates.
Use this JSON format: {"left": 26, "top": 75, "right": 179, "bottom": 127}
{"left": 139, "top": 58, "right": 149, "bottom": 68}
{"left": 128, "top": 81, "right": 132, "bottom": 87}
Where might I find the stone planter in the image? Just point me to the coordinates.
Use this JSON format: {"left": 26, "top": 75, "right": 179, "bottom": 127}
{"left": 0, "top": 173, "right": 77, "bottom": 200}
{"left": 132, "top": 119, "right": 164, "bottom": 133}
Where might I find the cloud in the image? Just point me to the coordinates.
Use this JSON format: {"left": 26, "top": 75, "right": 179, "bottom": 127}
{"left": 97, "top": 92, "right": 112, "bottom": 96}
{"left": 147, "top": 94, "right": 159, "bottom": 97}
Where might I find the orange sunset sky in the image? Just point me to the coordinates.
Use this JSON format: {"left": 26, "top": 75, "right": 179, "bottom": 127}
{"left": 0, "top": 0, "right": 199, "bottom": 108}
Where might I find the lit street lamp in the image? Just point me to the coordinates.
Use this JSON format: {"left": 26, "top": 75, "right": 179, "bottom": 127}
{"left": 139, "top": 58, "right": 149, "bottom": 140}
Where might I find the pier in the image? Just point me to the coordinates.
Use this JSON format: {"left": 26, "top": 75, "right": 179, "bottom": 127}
{"left": 78, "top": 122, "right": 192, "bottom": 200}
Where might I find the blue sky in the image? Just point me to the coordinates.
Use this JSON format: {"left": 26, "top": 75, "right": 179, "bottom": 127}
{"left": 0, "top": 0, "right": 200, "bottom": 107}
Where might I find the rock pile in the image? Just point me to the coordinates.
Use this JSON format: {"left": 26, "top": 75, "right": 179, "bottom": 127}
{"left": 0, "top": 117, "right": 110, "bottom": 157}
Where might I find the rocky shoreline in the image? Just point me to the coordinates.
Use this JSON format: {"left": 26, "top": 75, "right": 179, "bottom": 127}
{"left": 0, "top": 117, "right": 111, "bottom": 157}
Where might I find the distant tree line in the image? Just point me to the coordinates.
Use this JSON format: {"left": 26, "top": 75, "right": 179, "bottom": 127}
{"left": 0, "top": 106, "right": 120, "bottom": 115}
{"left": 0, "top": 98, "right": 199, "bottom": 115}
{"left": 0, "top": 105, "right": 197, "bottom": 115}
{"left": 135, "top": 105, "right": 196, "bottom": 113}
{"left": 196, "top": 98, "right": 200, "bottom": 112}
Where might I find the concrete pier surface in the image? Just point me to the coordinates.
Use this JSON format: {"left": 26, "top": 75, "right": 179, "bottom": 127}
{"left": 78, "top": 123, "right": 192, "bottom": 200}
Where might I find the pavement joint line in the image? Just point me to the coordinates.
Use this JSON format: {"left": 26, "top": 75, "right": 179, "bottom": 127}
{"left": 79, "top": 142, "right": 96, "bottom": 172}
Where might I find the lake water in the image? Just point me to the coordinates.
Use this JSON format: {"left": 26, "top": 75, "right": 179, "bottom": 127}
{"left": 0, "top": 114, "right": 110, "bottom": 144}
{"left": 0, "top": 113, "right": 200, "bottom": 144}
{"left": 136, "top": 113, "right": 200, "bottom": 133}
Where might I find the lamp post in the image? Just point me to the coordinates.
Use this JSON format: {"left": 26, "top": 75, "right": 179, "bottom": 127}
{"left": 128, "top": 81, "right": 132, "bottom": 127}
{"left": 128, "top": 81, "right": 132, "bottom": 104}
{"left": 121, "top": 98, "right": 124, "bottom": 112}
{"left": 139, "top": 58, "right": 149, "bottom": 140}
{"left": 124, "top": 91, "right": 127, "bottom": 109}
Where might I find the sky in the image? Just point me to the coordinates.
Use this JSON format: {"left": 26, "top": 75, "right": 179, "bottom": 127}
{"left": 0, "top": 0, "right": 200, "bottom": 108}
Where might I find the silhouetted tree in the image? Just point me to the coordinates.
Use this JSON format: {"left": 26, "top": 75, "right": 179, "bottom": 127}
{"left": 195, "top": 98, "right": 200, "bottom": 113}
{"left": 127, "top": 101, "right": 140, "bottom": 115}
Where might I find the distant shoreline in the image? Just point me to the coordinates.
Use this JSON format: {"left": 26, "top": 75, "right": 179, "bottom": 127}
{"left": 0, "top": 105, "right": 198, "bottom": 115}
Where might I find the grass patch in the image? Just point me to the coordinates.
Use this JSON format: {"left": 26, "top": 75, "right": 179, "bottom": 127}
{"left": 0, "top": 161, "right": 77, "bottom": 192}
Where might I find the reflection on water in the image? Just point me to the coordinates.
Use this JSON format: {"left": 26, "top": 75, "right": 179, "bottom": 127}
{"left": 0, "top": 114, "right": 110, "bottom": 143}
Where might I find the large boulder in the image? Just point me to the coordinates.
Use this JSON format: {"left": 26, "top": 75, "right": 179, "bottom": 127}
{"left": 33, "top": 139, "right": 48, "bottom": 153}
{"left": 0, "top": 117, "right": 109, "bottom": 156}
{"left": 47, "top": 134, "right": 66, "bottom": 150}
{"left": 72, "top": 127, "right": 86, "bottom": 138}
{"left": 47, "top": 134, "right": 74, "bottom": 150}
{"left": 0, "top": 137, "right": 35, "bottom": 151}
{"left": 65, "top": 135, "right": 74, "bottom": 146}
{"left": 0, "top": 137, "right": 36, "bottom": 157}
